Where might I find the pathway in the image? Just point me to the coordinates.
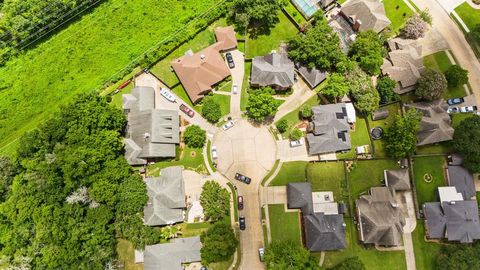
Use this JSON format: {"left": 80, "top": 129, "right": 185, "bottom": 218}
{"left": 227, "top": 50, "right": 245, "bottom": 119}
{"left": 401, "top": 191, "right": 417, "bottom": 270}
{"left": 273, "top": 77, "right": 316, "bottom": 122}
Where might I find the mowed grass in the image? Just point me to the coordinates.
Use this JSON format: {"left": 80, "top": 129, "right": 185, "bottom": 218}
{"left": 336, "top": 116, "right": 372, "bottom": 159}
{"left": 240, "top": 61, "right": 252, "bottom": 111}
{"left": 454, "top": 2, "right": 480, "bottom": 30}
{"left": 0, "top": 0, "right": 222, "bottom": 155}
{"left": 423, "top": 51, "right": 467, "bottom": 98}
{"left": 146, "top": 146, "right": 207, "bottom": 176}
{"left": 306, "top": 161, "right": 347, "bottom": 201}
{"left": 383, "top": 0, "right": 414, "bottom": 33}
{"left": 412, "top": 221, "right": 442, "bottom": 270}
{"left": 284, "top": 2, "right": 308, "bottom": 26}
{"left": 268, "top": 204, "right": 302, "bottom": 245}
{"left": 368, "top": 103, "right": 401, "bottom": 158}
{"left": 270, "top": 161, "right": 308, "bottom": 186}
{"left": 116, "top": 239, "right": 143, "bottom": 270}
{"left": 348, "top": 159, "right": 400, "bottom": 199}
{"left": 275, "top": 94, "right": 321, "bottom": 137}
{"left": 246, "top": 11, "right": 299, "bottom": 59}
{"left": 412, "top": 156, "right": 446, "bottom": 207}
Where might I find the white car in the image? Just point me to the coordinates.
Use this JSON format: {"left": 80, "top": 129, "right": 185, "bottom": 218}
{"left": 160, "top": 88, "right": 176, "bottom": 102}
{"left": 211, "top": 146, "right": 218, "bottom": 159}
{"left": 289, "top": 138, "right": 304, "bottom": 148}
{"left": 460, "top": 105, "right": 478, "bottom": 113}
{"left": 447, "top": 107, "right": 459, "bottom": 114}
{"left": 232, "top": 84, "right": 238, "bottom": 94}
{"left": 222, "top": 120, "right": 235, "bottom": 131}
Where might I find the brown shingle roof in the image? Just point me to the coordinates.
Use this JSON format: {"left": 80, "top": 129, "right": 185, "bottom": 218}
{"left": 341, "top": 0, "right": 391, "bottom": 33}
{"left": 215, "top": 26, "right": 238, "bottom": 51}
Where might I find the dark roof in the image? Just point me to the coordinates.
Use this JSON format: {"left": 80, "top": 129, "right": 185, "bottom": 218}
{"left": 319, "top": 0, "right": 336, "bottom": 8}
{"left": 356, "top": 187, "right": 405, "bottom": 246}
{"left": 448, "top": 166, "right": 475, "bottom": 200}
{"left": 287, "top": 183, "right": 313, "bottom": 214}
{"left": 448, "top": 154, "right": 464, "bottom": 166}
{"left": 385, "top": 168, "right": 411, "bottom": 191}
{"left": 144, "top": 236, "right": 201, "bottom": 270}
{"left": 297, "top": 65, "right": 327, "bottom": 88}
{"left": 372, "top": 108, "right": 389, "bottom": 121}
{"left": 304, "top": 213, "right": 347, "bottom": 251}
{"left": 251, "top": 53, "right": 295, "bottom": 88}
{"left": 424, "top": 201, "right": 480, "bottom": 243}
{"left": 307, "top": 104, "right": 351, "bottom": 155}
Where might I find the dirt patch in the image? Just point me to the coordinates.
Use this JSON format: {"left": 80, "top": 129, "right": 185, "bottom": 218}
{"left": 190, "top": 151, "right": 197, "bottom": 158}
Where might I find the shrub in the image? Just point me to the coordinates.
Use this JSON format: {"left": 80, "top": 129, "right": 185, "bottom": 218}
{"left": 183, "top": 125, "right": 206, "bottom": 148}
{"left": 201, "top": 223, "right": 238, "bottom": 264}
{"left": 202, "top": 97, "right": 221, "bottom": 123}
{"left": 419, "top": 9, "right": 433, "bottom": 25}
{"left": 289, "top": 128, "right": 304, "bottom": 141}
{"left": 301, "top": 105, "right": 313, "bottom": 118}
{"left": 444, "top": 65, "right": 468, "bottom": 87}
{"left": 276, "top": 119, "right": 289, "bottom": 133}
{"left": 376, "top": 76, "right": 399, "bottom": 103}
{"left": 401, "top": 15, "right": 428, "bottom": 39}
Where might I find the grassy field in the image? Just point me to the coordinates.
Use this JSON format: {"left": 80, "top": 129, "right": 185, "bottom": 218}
{"left": 0, "top": 0, "right": 223, "bottom": 155}
{"left": 306, "top": 162, "right": 347, "bottom": 202}
{"left": 337, "top": 116, "right": 372, "bottom": 159}
{"left": 275, "top": 94, "right": 321, "bottom": 137}
{"left": 348, "top": 159, "right": 400, "bottom": 199}
{"left": 146, "top": 146, "right": 207, "bottom": 176}
{"left": 246, "top": 11, "right": 298, "bottom": 59}
{"left": 368, "top": 103, "right": 401, "bottom": 158}
{"left": 455, "top": 2, "right": 480, "bottom": 30}
{"left": 116, "top": 239, "right": 143, "bottom": 270}
{"left": 269, "top": 161, "right": 308, "bottom": 186}
{"left": 383, "top": 0, "right": 414, "bottom": 33}
{"left": 412, "top": 156, "right": 446, "bottom": 207}
{"left": 412, "top": 221, "right": 442, "bottom": 270}
{"left": 322, "top": 218, "right": 407, "bottom": 270}
{"left": 267, "top": 204, "right": 302, "bottom": 245}
{"left": 423, "top": 51, "right": 467, "bottom": 98}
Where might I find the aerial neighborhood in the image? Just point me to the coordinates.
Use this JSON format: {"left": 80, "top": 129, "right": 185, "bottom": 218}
{"left": 2, "top": 0, "right": 480, "bottom": 269}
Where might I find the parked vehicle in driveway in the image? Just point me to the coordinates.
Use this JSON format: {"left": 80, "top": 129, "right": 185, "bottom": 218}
{"left": 447, "top": 97, "right": 465, "bottom": 105}
{"left": 289, "top": 138, "right": 304, "bottom": 148}
{"left": 211, "top": 146, "right": 218, "bottom": 159}
{"left": 447, "top": 106, "right": 459, "bottom": 114}
{"left": 237, "top": 196, "right": 244, "bottom": 210}
{"left": 460, "top": 105, "right": 478, "bottom": 113}
{"left": 258, "top": 247, "right": 265, "bottom": 262}
{"left": 235, "top": 173, "right": 251, "bottom": 184}
{"left": 239, "top": 216, "right": 246, "bottom": 230}
{"left": 222, "top": 120, "right": 235, "bottom": 131}
{"left": 179, "top": 104, "right": 194, "bottom": 117}
{"left": 160, "top": 88, "right": 176, "bottom": 102}
{"left": 232, "top": 84, "right": 238, "bottom": 94}
{"left": 225, "top": 52, "right": 235, "bottom": 69}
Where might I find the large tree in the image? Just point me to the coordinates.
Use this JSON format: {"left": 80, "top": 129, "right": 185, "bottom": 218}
{"left": 246, "top": 88, "right": 281, "bottom": 121}
{"left": 184, "top": 125, "right": 206, "bottom": 148}
{"left": 376, "top": 76, "right": 399, "bottom": 104}
{"left": 347, "top": 66, "right": 380, "bottom": 115}
{"left": 0, "top": 156, "right": 16, "bottom": 202}
{"left": 444, "top": 65, "right": 468, "bottom": 87}
{"left": 453, "top": 115, "right": 480, "bottom": 172}
{"left": 264, "top": 241, "right": 320, "bottom": 270}
{"left": 415, "top": 68, "right": 447, "bottom": 101}
{"left": 229, "top": 0, "right": 283, "bottom": 32}
{"left": 200, "top": 222, "right": 238, "bottom": 264}
{"left": 200, "top": 180, "right": 231, "bottom": 222}
{"left": 329, "top": 257, "right": 366, "bottom": 270}
{"left": 436, "top": 242, "right": 480, "bottom": 270}
{"left": 202, "top": 96, "right": 222, "bottom": 123}
{"left": 321, "top": 73, "right": 350, "bottom": 101}
{"left": 349, "top": 30, "right": 385, "bottom": 75}
{"left": 384, "top": 108, "right": 422, "bottom": 159}
{"left": 288, "top": 14, "right": 346, "bottom": 71}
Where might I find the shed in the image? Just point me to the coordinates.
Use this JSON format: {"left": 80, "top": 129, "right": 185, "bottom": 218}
{"left": 372, "top": 108, "right": 389, "bottom": 121}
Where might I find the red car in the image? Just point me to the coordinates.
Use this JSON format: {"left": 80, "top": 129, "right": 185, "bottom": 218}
{"left": 180, "top": 104, "right": 195, "bottom": 117}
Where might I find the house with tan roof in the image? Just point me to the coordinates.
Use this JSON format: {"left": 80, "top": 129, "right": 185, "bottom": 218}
{"left": 171, "top": 26, "right": 237, "bottom": 103}
{"left": 340, "top": 0, "right": 391, "bottom": 33}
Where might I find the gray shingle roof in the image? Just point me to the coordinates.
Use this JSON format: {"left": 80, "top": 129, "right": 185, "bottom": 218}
{"left": 144, "top": 166, "right": 185, "bottom": 226}
{"left": 385, "top": 168, "right": 411, "bottom": 191}
{"left": 144, "top": 236, "right": 201, "bottom": 270}
{"left": 448, "top": 166, "right": 475, "bottom": 200}
{"left": 341, "top": 0, "right": 391, "bottom": 33}
{"left": 297, "top": 65, "right": 327, "bottom": 88}
{"left": 307, "top": 104, "right": 351, "bottom": 155}
{"left": 424, "top": 201, "right": 480, "bottom": 243}
{"left": 356, "top": 187, "right": 405, "bottom": 246}
{"left": 287, "top": 182, "right": 313, "bottom": 215}
{"left": 304, "top": 212, "right": 347, "bottom": 251}
{"left": 251, "top": 53, "right": 295, "bottom": 89}
{"left": 404, "top": 100, "right": 454, "bottom": 146}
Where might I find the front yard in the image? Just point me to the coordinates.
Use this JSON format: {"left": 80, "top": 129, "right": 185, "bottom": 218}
{"left": 412, "top": 156, "right": 446, "bottom": 207}
{"left": 383, "top": 0, "right": 414, "bottom": 33}
{"left": 423, "top": 51, "right": 467, "bottom": 99}
{"left": 267, "top": 204, "right": 302, "bottom": 245}
{"left": 306, "top": 161, "right": 347, "bottom": 202}
{"left": 146, "top": 146, "right": 207, "bottom": 176}
{"left": 412, "top": 221, "right": 442, "bottom": 270}
{"left": 275, "top": 94, "right": 321, "bottom": 137}
{"left": 269, "top": 161, "right": 308, "bottom": 186}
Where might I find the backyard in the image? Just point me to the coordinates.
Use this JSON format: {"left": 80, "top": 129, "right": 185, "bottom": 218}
{"left": 306, "top": 161, "right": 347, "bottom": 202}
{"left": 0, "top": 0, "right": 223, "bottom": 156}
{"left": 269, "top": 161, "right": 308, "bottom": 186}
{"left": 336, "top": 116, "right": 372, "bottom": 159}
{"left": 267, "top": 204, "right": 302, "bottom": 245}
{"left": 368, "top": 103, "right": 401, "bottom": 158}
{"left": 146, "top": 146, "right": 207, "bottom": 176}
{"left": 383, "top": 0, "right": 415, "bottom": 33}
{"left": 348, "top": 159, "right": 400, "bottom": 199}
{"left": 283, "top": 2, "right": 308, "bottom": 26}
{"left": 412, "top": 221, "right": 442, "bottom": 270}
{"left": 412, "top": 156, "right": 446, "bottom": 207}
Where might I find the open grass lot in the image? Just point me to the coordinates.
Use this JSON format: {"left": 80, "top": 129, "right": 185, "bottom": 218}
{"left": 348, "top": 159, "right": 400, "bottom": 199}
{"left": 306, "top": 161, "right": 347, "bottom": 202}
{"left": 284, "top": 2, "right": 308, "bottom": 26}
{"left": 383, "top": 0, "right": 414, "bottom": 33}
{"left": 246, "top": 11, "right": 299, "bottom": 59}
{"left": 150, "top": 18, "right": 228, "bottom": 87}
{"left": 412, "top": 221, "right": 442, "bottom": 270}
{"left": 322, "top": 218, "right": 407, "bottom": 270}
{"left": 146, "top": 146, "right": 207, "bottom": 176}
{"left": 268, "top": 204, "right": 302, "bottom": 245}
{"left": 116, "top": 239, "right": 144, "bottom": 270}
{"left": 0, "top": 0, "right": 223, "bottom": 155}
{"left": 412, "top": 156, "right": 446, "bottom": 207}
{"left": 270, "top": 161, "right": 308, "bottom": 186}
{"left": 336, "top": 116, "right": 372, "bottom": 159}
{"left": 275, "top": 94, "right": 321, "bottom": 137}
{"left": 423, "top": 51, "right": 467, "bottom": 98}
{"left": 368, "top": 103, "right": 401, "bottom": 158}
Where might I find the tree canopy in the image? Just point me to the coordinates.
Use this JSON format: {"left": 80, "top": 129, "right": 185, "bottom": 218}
{"left": 246, "top": 88, "right": 281, "bottom": 121}
{"left": 384, "top": 109, "right": 422, "bottom": 159}
{"left": 202, "top": 96, "right": 222, "bottom": 123}
{"left": 0, "top": 93, "right": 155, "bottom": 269}
{"left": 276, "top": 119, "right": 288, "bottom": 133}
{"left": 200, "top": 222, "right": 238, "bottom": 264}
{"left": 401, "top": 15, "right": 428, "bottom": 39}
{"left": 444, "top": 65, "right": 468, "bottom": 87}
{"left": 349, "top": 30, "right": 385, "bottom": 75}
{"left": 376, "top": 76, "right": 399, "bottom": 104}
{"left": 415, "top": 68, "right": 447, "bottom": 101}
{"left": 436, "top": 242, "right": 480, "bottom": 270}
{"left": 347, "top": 66, "right": 380, "bottom": 115}
{"left": 264, "top": 240, "right": 320, "bottom": 270}
{"left": 321, "top": 73, "right": 350, "bottom": 101}
{"left": 453, "top": 115, "right": 480, "bottom": 172}
{"left": 200, "top": 180, "right": 231, "bottom": 222}
{"left": 229, "top": 0, "right": 283, "bottom": 32}
{"left": 184, "top": 125, "right": 206, "bottom": 148}
{"left": 289, "top": 128, "right": 304, "bottom": 141}
{"left": 329, "top": 257, "right": 365, "bottom": 270}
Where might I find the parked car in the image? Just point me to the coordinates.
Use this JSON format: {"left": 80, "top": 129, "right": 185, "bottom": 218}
{"left": 222, "top": 120, "right": 235, "bottom": 131}
{"left": 226, "top": 52, "right": 235, "bottom": 69}
{"left": 447, "top": 97, "right": 465, "bottom": 105}
{"left": 258, "top": 248, "right": 265, "bottom": 262}
{"left": 232, "top": 84, "right": 238, "bottom": 94}
{"left": 211, "top": 146, "right": 218, "bottom": 159}
{"left": 235, "top": 173, "right": 251, "bottom": 184}
{"left": 237, "top": 196, "right": 244, "bottom": 210}
{"left": 180, "top": 104, "right": 195, "bottom": 117}
{"left": 239, "top": 216, "right": 246, "bottom": 230}
{"left": 460, "top": 105, "right": 478, "bottom": 113}
{"left": 160, "top": 88, "right": 176, "bottom": 102}
{"left": 447, "top": 106, "right": 459, "bottom": 114}
{"left": 289, "top": 138, "right": 304, "bottom": 148}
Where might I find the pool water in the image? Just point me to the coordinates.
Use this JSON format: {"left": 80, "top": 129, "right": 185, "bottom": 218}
{"left": 292, "top": 0, "right": 320, "bottom": 18}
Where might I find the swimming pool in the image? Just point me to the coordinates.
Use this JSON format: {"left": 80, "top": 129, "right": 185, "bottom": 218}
{"left": 292, "top": 0, "right": 319, "bottom": 18}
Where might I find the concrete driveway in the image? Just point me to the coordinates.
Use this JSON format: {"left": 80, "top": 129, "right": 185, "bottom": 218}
{"left": 274, "top": 77, "right": 316, "bottom": 122}
{"left": 226, "top": 50, "right": 245, "bottom": 119}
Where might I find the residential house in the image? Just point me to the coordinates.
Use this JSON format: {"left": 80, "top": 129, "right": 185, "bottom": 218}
{"left": 404, "top": 100, "right": 454, "bottom": 146}
{"left": 340, "top": 0, "right": 391, "bottom": 33}
{"left": 384, "top": 168, "right": 411, "bottom": 191}
{"left": 447, "top": 165, "right": 475, "bottom": 200}
{"left": 297, "top": 65, "right": 327, "bottom": 89}
{"left": 123, "top": 87, "right": 179, "bottom": 165}
{"left": 144, "top": 166, "right": 186, "bottom": 226}
{"left": 214, "top": 26, "right": 238, "bottom": 51}
{"left": 381, "top": 38, "right": 424, "bottom": 94}
{"left": 356, "top": 187, "right": 405, "bottom": 246}
{"left": 306, "top": 104, "right": 353, "bottom": 155}
{"left": 251, "top": 52, "right": 295, "bottom": 90}
{"left": 141, "top": 236, "right": 202, "bottom": 270}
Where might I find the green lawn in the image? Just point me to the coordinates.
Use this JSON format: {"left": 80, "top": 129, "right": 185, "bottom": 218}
{"left": 452, "top": 112, "right": 476, "bottom": 128}
{"left": 207, "top": 140, "right": 217, "bottom": 172}
{"left": 146, "top": 146, "right": 207, "bottom": 176}
{"left": 171, "top": 85, "right": 230, "bottom": 117}
{"left": 172, "top": 84, "right": 196, "bottom": 108}
{"left": 336, "top": 116, "right": 372, "bottom": 159}
{"left": 412, "top": 156, "right": 446, "bottom": 207}
{"left": 284, "top": 2, "right": 308, "bottom": 26}
{"left": 116, "top": 239, "right": 143, "bottom": 270}
{"left": 322, "top": 218, "right": 407, "bottom": 270}
{"left": 348, "top": 159, "right": 400, "bottom": 199}
{"left": 412, "top": 221, "right": 442, "bottom": 270}
{"left": 368, "top": 103, "right": 401, "bottom": 158}
{"left": 267, "top": 204, "right": 302, "bottom": 245}
{"left": 423, "top": 51, "right": 467, "bottom": 98}
{"left": 241, "top": 61, "right": 252, "bottom": 111}
{"left": 275, "top": 94, "right": 321, "bottom": 137}
{"left": 246, "top": 11, "right": 299, "bottom": 59}
{"left": 0, "top": 0, "right": 222, "bottom": 155}
{"left": 383, "top": 0, "right": 414, "bottom": 33}
{"left": 150, "top": 18, "right": 227, "bottom": 87}
{"left": 110, "top": 82, "right": 134, "bottom": 108}
{"left": 262, "top": 159, "right": 281, "bottom": 186}
{"left": 416, "top": 141, "right": 454, "bottom": 155}
{"left": 306, "top": 162, "right": 347, "bottom": 203}
{"left": 454, "top": 2, "right": 480, "bottom": 30}
{"left": 270, "top": 161, "right": 308, "bottom": 186}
